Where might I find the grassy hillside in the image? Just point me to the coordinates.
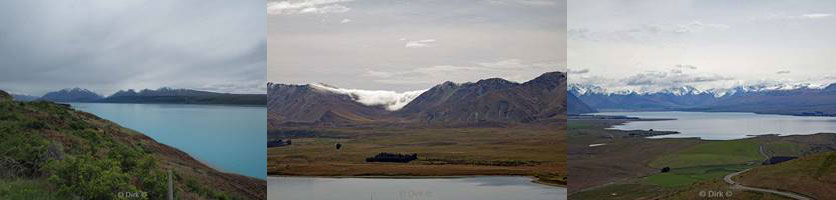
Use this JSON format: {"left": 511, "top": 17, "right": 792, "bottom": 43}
{"left": 737, "top": 152, "right": 836, "bottom": 199}
{"left": 649, "top": 140, "right": 762, "bottom": 169}
{"left": 0, "top": 91, "right": 264, "bottom": 199}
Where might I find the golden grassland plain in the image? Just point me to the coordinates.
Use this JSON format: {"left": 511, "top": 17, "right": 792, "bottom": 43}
{"left": 268, "top": 124, "right": 566, "bottom": 185}
{"left": 568, "top": 117, "right": 836, "bottom": 200}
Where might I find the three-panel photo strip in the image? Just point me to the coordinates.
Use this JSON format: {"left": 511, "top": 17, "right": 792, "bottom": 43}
{"left": 2, "top": 0, "right": 836, "bottom": 199}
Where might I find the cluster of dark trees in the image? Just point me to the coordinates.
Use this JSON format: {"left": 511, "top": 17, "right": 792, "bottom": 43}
{"left": 267, "top": 139, "right": 291, "bottom": 148}
{"left": 763, "top": 156, "right": 797, "bottom": 165}
{"left": 365, "top": 153, "right": 418, "bottom": 163}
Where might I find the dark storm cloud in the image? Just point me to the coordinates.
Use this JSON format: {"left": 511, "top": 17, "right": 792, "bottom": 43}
{"left": 0, "top": 0, "right": 266, "bottom": 96}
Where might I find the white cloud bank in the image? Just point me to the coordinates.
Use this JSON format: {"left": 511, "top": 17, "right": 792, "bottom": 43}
{"left": 311, "top": 83, "right": 428, "bottom": 111}
{"left": 801, "top": 13, "right": 833, "bottom": 19}
{"left": 405, "top": 39, "right": 437, "bottom": 48}
{"left": 267, "top": 0, "right": 353, "bottom": 15}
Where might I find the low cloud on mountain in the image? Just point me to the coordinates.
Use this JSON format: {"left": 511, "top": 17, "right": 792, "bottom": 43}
{"left": 311, "top": 83, "right": 427, "bottom": 111}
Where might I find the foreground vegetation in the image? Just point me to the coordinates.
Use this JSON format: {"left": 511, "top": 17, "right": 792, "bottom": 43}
{"left": 268, "top": 124, "right": 567, "bottom": 186}
{"left": 0, "top": 91, "right": 265, "bottom": 199}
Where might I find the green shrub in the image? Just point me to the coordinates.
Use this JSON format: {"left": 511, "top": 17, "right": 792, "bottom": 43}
{"left": 131, "top": 156, "right": 167, "bottom": 199}
{"left": 25, "top": 120, "right": 47, "bottom": 130}
{"left": 185, "top": 178, "right": 232, "bottom": 200}
{"left": 46, "top": 155, "right": 139, "bottom": 199}
{"left": 0, "top": 179, "right": 59, "bottom": 200}
{"left": 0, "top": 130, "right": 49, "bottom": 178}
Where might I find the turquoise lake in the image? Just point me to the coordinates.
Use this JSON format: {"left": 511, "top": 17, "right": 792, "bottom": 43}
{"left": 598, "top": 111, "right": 836, "bottom": 140}
{"left": 70, "top": 103, "right": 266, "bottom": 179}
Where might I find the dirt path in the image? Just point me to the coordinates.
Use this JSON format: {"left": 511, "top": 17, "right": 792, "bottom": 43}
{"left": 759, "top": 145, "right": 770, "bottom": 160}
{"left": 722, "top": 146, "right": 813, "bottom": 200}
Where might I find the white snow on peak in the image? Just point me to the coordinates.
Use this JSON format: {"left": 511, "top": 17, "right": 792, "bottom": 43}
{"left": 572, "top": 82, "right": 832, "bottom": 98}
{"left": 569, "top": 83, "right": 609, "bottom": 95}
{"left": 660, "top": 86, "right": 702, "bottom": 96}
{"left": 310, "top": 83, "right": 428, "bottom": 111}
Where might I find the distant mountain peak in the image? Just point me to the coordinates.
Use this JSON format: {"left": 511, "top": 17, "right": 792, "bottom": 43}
{"left": 476, "top": 78, "right": 515, "bottom": 85}
{"left": 41, "top": 87, "right": 103, "bottom": 102}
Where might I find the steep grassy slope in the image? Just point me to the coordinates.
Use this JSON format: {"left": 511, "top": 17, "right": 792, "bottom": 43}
{"left": 737, "top": 152, "right": 836, "bottom": 199}
{"left": 0, "top": 90, "right": 264, "bottom": 199}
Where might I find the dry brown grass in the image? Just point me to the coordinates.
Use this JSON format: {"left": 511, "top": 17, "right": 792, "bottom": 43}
{"left": 268, "top": 124, "right": 566, "bottom": 185}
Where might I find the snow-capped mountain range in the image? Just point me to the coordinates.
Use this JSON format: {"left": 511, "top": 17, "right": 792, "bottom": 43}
{"left": 570, "top": 82, "right": 833, "bottom": 98}
{"left": 569, "top": 82, "right": 836, "bottom": 116}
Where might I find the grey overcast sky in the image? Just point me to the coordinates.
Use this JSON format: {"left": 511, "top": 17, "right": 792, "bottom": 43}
{"left": 0, "top": 0, "right": 266, "bottom": 96}
{"left": 268, "top": 0, "right": 567, "bottom": 92}
{"left": 569, "top": 0, "right": 836, "bottom": 92}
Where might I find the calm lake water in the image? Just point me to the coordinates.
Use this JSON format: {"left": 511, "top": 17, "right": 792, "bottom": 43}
{"left": 268, "top": 176, "right": 566, "bottom": 200}
{"left": 70, "top": 103, "right": 266, "bottom": 179}
{"left": 598, "top": 111, "right": 836, "bottom": 140}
